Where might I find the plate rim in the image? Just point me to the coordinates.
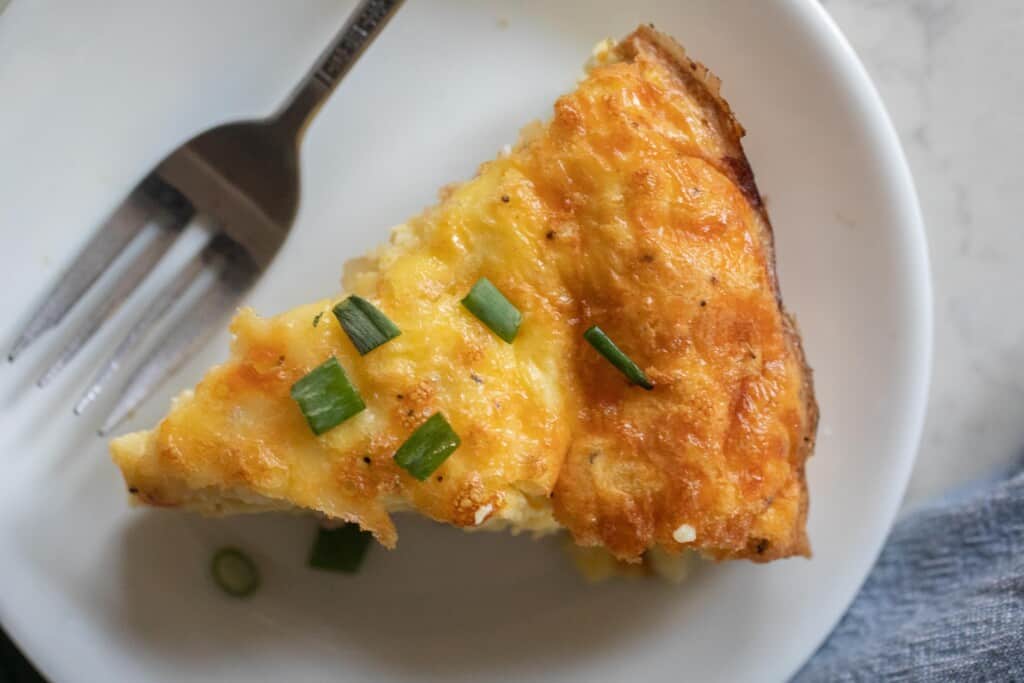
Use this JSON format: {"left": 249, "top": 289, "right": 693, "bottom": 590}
{"left": 776, "top": 0, "right": 934, "bottom": 675}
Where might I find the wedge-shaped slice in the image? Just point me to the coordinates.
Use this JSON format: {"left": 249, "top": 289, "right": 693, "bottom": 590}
{"left": 111, "top": 26, "right": 817, "bottom": 563}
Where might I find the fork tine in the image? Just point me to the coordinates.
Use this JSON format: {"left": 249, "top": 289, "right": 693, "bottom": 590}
{"left": 36, "top": 207, "right": 191, "bottom": 388}
{"left": 73, "top": 235, "right": 214, "bottom": 415}
{"left": 98, "top": 240, "right": 258, "bottom": 435}
{"left": 7, "top": 187, "right": 154, "bottom": 362}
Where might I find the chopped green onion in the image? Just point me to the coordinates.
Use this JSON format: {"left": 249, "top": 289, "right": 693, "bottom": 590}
{"left": 290, "top": 357, "right": 365, "bottom": 435}
{"left": 308, "top": 523, "right": 373, "bottom": 573}
{"left": 393, "top": 413, "right": 461, "bottom": 481}
{"left": 583, "top": 325, "right": 654, "bottom": 390}
{"left": 333, "top": 295, "right": 401, "bottom": 355}
{"left": 461, "top": 277, "right": 522, "bottom": 343}
{"left": 211, "top": 547, "right": 260, "bottom": 598}
{"left": 312, "top": 311, "right": 324, "bottom": 327}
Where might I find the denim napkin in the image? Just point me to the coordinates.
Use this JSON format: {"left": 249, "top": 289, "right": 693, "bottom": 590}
{"left": 795, "top": 457, "right": 1024, "bottom": 681}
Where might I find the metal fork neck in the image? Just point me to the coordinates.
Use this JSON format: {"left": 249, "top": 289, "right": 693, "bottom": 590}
{"left": 274, "top": 0, "right": 403, "bottom": 138}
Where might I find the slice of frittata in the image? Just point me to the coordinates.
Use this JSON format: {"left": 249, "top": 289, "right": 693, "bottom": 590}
{"left": 111, "top": 26, "right": 818, "bottom": 564}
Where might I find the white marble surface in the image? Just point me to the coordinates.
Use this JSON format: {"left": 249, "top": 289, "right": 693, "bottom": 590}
{"left": 822, "top": 0, "right": 1024, "bottom": 506}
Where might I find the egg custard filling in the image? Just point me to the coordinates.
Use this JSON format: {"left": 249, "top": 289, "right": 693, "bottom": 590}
{"left": 110, "top": 26, "right": 818, "bottom": 571}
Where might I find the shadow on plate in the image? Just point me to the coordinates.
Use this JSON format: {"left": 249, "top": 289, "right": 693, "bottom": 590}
{"left": 109, "top": 510, "right": 704, "bottom": 680}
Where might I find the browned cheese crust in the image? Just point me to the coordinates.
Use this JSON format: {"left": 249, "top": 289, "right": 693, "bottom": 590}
{"left": 546, "top": 27, "right": 818, "bottom": 561}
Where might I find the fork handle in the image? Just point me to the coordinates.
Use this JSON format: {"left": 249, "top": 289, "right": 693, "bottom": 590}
{"left": 275, "top": 0, "right": 404, "bottom": 136}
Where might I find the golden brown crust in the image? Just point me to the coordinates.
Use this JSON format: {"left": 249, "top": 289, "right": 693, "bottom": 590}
{"left": 111, "top": 26, "right": 817, "bottom": 565}
{"left": 546, "top": 27, "right": 818, "bottom": 561}
{"left": 639, "top": 25, "right": 819, "bottom": 558}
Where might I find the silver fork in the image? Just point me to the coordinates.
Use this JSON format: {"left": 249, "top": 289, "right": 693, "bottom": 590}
{"left": 7, "top": 0, "right": 404, "bottom": 434}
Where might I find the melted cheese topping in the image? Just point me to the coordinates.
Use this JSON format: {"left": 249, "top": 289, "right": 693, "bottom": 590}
{"left": 111, "top": 26, "right": 816, "bottom": 563}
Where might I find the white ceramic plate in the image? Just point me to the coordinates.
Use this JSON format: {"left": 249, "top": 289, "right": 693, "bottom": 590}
{"left": 0, "top": 1, "right": 930, "bottom": 681}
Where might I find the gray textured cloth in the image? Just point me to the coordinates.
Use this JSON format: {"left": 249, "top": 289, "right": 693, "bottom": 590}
{"left": 795, "top": 458, "right": 1024, "bottom": 681}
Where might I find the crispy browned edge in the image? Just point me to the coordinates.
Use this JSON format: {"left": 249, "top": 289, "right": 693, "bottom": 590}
{"left": 619, "top": 26, "right": 820, "bottom": 559}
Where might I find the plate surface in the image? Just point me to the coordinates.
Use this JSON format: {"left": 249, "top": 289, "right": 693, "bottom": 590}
{"left": 0, "top": 1, "right": 930, "bottom": 681}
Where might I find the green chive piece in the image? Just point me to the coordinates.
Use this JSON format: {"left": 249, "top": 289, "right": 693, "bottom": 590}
{"left": 333, "top": 295, "right": 401, "bottom": 355}
{"left": 461, "top": 277, "right": 522, "bottom": 343}
{"left": 312, "top": 311, "right": 324, "bottom": 327}
{"left": 583, "top": 325, "right": 654, "bottom": 390}
{"left": 393, "top": 413, "right": 461, "bottom": 481}
{"left": 290, "top": 357, "right": 365, "bottom": 435}
{"left": 308, "top": 524, "right": 373, "bottom": 573}
{"left": 211, "top": 547, "right": 260, "bottom": 598}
